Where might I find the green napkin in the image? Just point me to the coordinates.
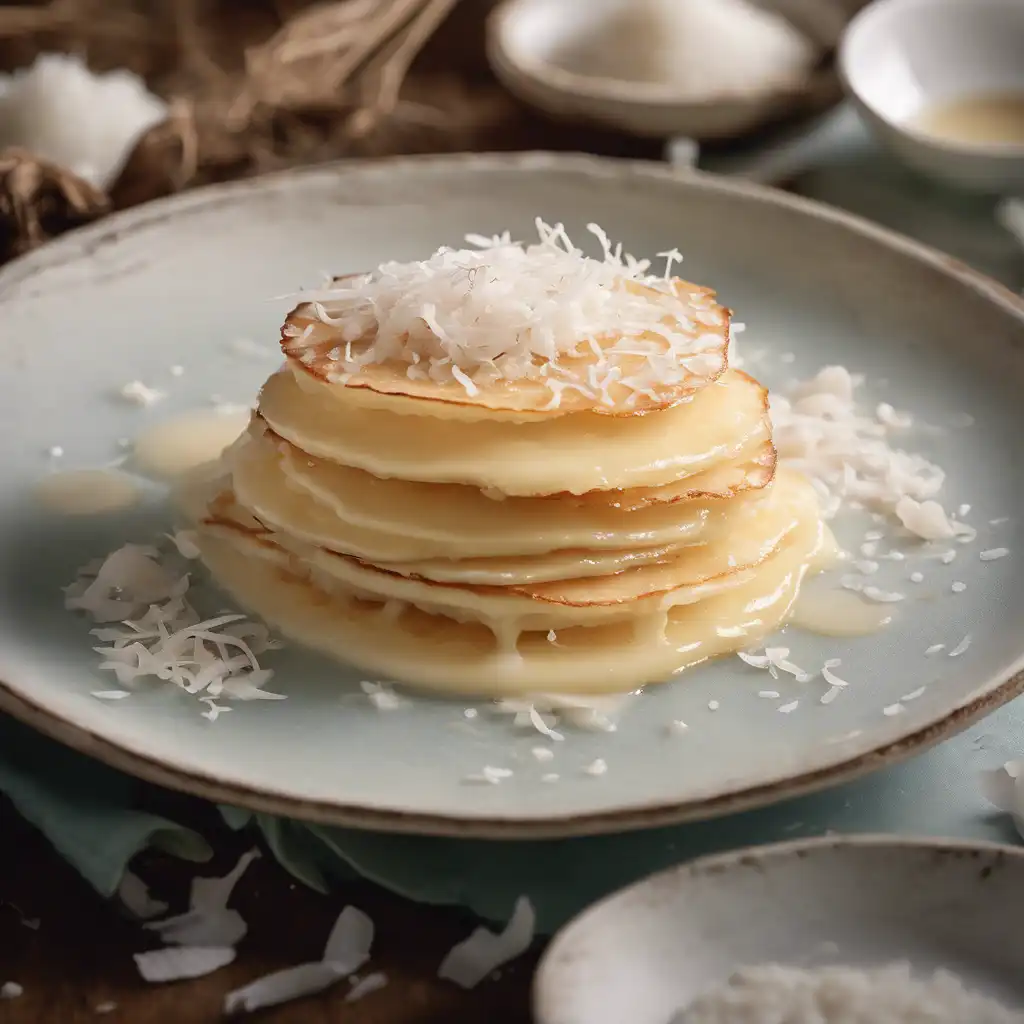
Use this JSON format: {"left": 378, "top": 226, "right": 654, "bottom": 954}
{"left": 0, "top": 715, "right": 210, "bottom": 897}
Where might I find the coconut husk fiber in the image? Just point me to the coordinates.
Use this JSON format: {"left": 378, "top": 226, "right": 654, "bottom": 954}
{"left": 0, "top": 0, "right": 658, "bottom": 262}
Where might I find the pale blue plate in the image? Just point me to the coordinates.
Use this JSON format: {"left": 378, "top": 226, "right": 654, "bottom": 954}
{"left": 0, "top": 154, "right": 1022, "bottom": 838}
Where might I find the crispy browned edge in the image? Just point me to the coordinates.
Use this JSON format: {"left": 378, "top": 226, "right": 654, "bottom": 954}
{"left": 279, "top": 274, "right": 732, "bottom": 417}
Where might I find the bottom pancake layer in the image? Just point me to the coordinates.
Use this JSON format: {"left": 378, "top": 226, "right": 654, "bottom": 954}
{"left": 194, "top": 511, "right": 835, "bottom": 697}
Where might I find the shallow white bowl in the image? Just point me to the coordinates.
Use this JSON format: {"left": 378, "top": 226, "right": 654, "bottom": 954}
{"left": 839, "top": 0, "right": 1024, "bottom": 193}
{"left": 535, "top": 836, "right": 1024, "bottom": 1024}
{"left": 487, "top": 0, "right": 858, "bottom": 140}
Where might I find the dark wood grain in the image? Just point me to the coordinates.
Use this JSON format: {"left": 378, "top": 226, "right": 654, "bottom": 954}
{"left": 0, "top": 800, "right": 537, "bottom": 1023}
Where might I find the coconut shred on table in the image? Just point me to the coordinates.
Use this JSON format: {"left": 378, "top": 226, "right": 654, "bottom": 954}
{"left": 43, "top": 220, "right": 1007, "bottom": 746}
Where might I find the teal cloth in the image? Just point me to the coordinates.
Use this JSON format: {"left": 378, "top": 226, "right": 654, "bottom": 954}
{"left": 2, "top": 703, "right": 1021, "bottom": 933}
{"left": 4, "top": 120, "right": 1023, "bottom": 933}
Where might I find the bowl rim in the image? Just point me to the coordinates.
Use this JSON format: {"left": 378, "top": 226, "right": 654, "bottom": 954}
{"left": 838, "top": 0, "right": 1024, "bottom": 159}
{"left": 486, "top": 0, "right": 828, "bottom": 112}
{"left": 534, "top": 834, "right": 1024, "bottom": 1022}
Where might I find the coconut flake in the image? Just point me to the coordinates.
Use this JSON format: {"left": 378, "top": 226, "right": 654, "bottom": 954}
{"left": 532, "top": 746, "right": 555, "bottom": 762}
{"left": 135, "top": 946, "right": 235, "bottom": 983}
{"left": 118, "top": 380, "right": 165, "bottom": 407}
{"left": 494, "top": 692, "right": 625, "bottom": 734}
{"left": 222, "top": 905, "right": 372, "bottom": 1015}
{"left": 861, "top": 586, "right": 905, "bottom": 604}
{"left": 438, "top": 897, "right": 536, "bottom": 990}
{"left": 224, "top": 962, "right": 347, "bottom": 1015}
{"left": 901, "top": 686, "right": 927, "bottom": 702}
{"left": 883, "top": 703, "right": 904, "bottom": 717}
{"left": 347, "top": 972, "right": 388, "bottom": 1002}
{"left": 360, "top": 680, "right": 405, "bottom": 710}
{"left": 764, "top": 646, "right": 811, "bottom": 681}
{"left": 821, "top": 665, "right": 848, "bottom": 689}
{"left": 737, "top": 651, "right": 771, "bottom": 669}
{"left": 322, "top": 906, "right": 375, "bottom": 969}
{"left": 168, "top": 530, "right": 202, "bottom": 560}
{"left": 951, "top": 581, "right": 967, "bottom": 594}
{"left": 67, "top": 545, "right": 284, "bottom": 711}
{"left": 770, "top": 367, "right": 948, "bottom": 523}
{"left": 92, "top": 689, "right": 131, "bottom": 700}
{"left": 668, "top": 719, "right": 689, "bottom": 734}
{"left": 118, "top": 870, "right": 169, "bottom": 920}
{"left": 925, "top": 644, "right": 946, "bottom": 656}
{"left": 979, "top": 760, "right": 1024, "bottom": 841}
{"left": 981, "top": 548, "right": 1010, "bottom": 561}
{"left": 584, "top": 758, "right": 608, "bottom": 776}
{"left": 464, "top": 766, "right": 514, "bottom": 785}
{"left": 778, "top": 701, "right": 799, "bottom": 714}
{"left": 146, "top": 850, "right": 257, "bottom": 948}
{"left": 949, "top": 634, "right": 972, "bottom": 657}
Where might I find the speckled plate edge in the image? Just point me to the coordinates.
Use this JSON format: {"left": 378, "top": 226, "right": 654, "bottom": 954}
{"left": 1, "top": 151, "right": 1023, "bottom": 839}
{"left": 533, "top": 833, "right": 1024, "bottom": 1019}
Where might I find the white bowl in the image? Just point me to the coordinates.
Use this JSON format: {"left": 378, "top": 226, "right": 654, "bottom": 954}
{"left": 487, "top": 0, "right": 860, "bottom": 141}
{"left": 535, "top": 836, "right": 1024, "bottom": 1024}
{"left": 839, "top": 0, "right": 1024, "bottom": 193}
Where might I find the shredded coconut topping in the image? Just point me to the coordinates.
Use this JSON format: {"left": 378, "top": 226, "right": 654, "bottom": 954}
{"left": 285, "top": 219, "right": 726, "bottom": 405}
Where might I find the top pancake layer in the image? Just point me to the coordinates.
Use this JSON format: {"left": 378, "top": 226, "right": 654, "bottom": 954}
{"left": 280, "top": 222, "right": 731, "bottom": 419}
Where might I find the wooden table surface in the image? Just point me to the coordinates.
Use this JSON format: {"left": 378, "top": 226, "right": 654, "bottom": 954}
{"left": 0, "top": 799, "right": 538, "bottom": 1022}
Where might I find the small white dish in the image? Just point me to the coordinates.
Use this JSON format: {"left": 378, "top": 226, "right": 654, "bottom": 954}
{"left": 487, "top": 0, "right": 854, "bottom": 141}
{"left": 535, "top": 836, "right": 1024, "bottom": 1024}
{"left": 839, "top": 0, "right": 1024, "bottom": 194}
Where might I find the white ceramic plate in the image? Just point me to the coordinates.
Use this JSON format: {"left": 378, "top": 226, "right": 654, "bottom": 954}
{"left": 535, "top": 836, "right": 1024, "bottom": 1024}
{"left": 0, "top": 153, "right": 1023, "bottom": 838}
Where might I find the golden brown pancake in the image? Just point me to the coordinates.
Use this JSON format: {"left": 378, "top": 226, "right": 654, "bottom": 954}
{"left": 193, "top": 512, "right": 832, "bottom": 696}
{"left": 282, "top": 277, "right": 730, "bottom": 418}
{"left": 257, "top": 366, "right": 770, "bottom": 496}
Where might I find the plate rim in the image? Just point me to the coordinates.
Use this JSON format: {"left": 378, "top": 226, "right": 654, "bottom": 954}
{"left": 1, "top": 150, "right": 1023, "bottom": 839}
{"left": 533, "top": 833, "right": 1024, "bottom": 1021}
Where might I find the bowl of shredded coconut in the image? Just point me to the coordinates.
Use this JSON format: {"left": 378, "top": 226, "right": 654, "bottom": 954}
{"left": 535, "top": 836, "right": 1024, "bottom": 1024}
{"left": 488, "top": 0, "right": 869, "bottom": 139}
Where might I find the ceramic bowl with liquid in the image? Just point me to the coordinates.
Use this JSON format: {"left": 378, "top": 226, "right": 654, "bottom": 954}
{"left": 839, "top": 0, "right": 1024, "bottom": 194}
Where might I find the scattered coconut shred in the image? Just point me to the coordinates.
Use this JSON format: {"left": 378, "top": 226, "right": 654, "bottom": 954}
{"left": 65, "top": 540, "right": 285, "bottom": 717}
{"left": 223, "top": 905, "right": 375, "bottom": 1015}
{"left": 438, "top": 897, "right": 536, "bottom": 990}
{"left": 673, "top": 962, "right": 1022, "bottom": 1023}
{"left": 732, "top": 353, "right": 1000, "bottom": 704}
{"left": 127, "top": 848, "right": 384, "bottom": 1013}
{"left": 133, "top": 850, "right": 259, "bottom": 984}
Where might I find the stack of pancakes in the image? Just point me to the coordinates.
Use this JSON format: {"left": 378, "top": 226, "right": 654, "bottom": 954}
{"left": 193, "top": 238, "right": 831, "bottom": 696}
